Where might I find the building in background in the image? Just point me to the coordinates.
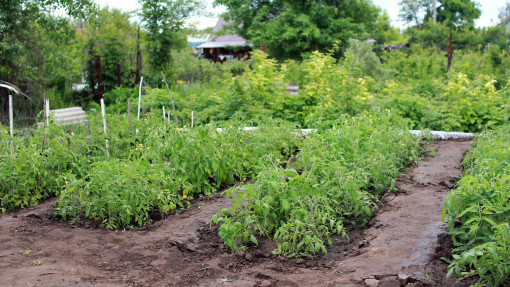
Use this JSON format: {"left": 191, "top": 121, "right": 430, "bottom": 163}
{"left": 197, "top": 18, "right": 252, "bottom": 63}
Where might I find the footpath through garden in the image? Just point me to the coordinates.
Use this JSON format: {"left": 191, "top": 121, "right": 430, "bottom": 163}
{"left": 0, "top": 140, "right": 473, "bottom": 287}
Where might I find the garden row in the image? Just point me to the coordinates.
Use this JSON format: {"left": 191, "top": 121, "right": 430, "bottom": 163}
{"left": 444, "top": 123, "right": 510, "bottom": 286}
{"left": 212, "top": 111, "right": 425, "bottom": 258}
{"left": 0, "top": 113, "right": 301, "bottom": 230}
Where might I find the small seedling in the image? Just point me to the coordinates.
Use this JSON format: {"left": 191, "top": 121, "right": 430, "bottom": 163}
{"left": 20, "top": 249, "right": 32, "bottom": 255}
{"left": 32, "top": 260, "right": 42, "bottom": 266}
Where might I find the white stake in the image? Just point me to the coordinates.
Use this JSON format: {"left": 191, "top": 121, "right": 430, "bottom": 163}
{"left": 137, "top": 76, "right": 143, "bottom": 119}
{"left": 9, "top": 94, "right": 13, "bottom": 137}
{"left": 100, "top": 98, "right": 110, "bottom": 157}
{"left": 191, "top": 110, "right": 194, "bottom": 127}
{"left": 163, "top": 106, "right": 166, "bottom": 120}
{"left": 45, "top": 98, "right": 50, "bottom": 126}
{"left": 9, "top": 94, "right": 14, "bottom": 158}
{"left": 168, "top": 111, "right": 170, "bottom": 124}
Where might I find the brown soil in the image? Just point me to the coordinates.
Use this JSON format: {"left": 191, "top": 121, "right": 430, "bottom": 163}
{"left": 0, "top": 140, "right": 474, "bottom": 287}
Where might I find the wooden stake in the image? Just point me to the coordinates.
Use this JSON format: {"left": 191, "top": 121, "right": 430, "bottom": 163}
{"left": 142, "top": 107, "right": 145, "bottom": 119}
{"left": 191, "top": 110, "right": 194, "bottom": 127}
{"left": 100, "top": 98, "right": 110, "bottom": 157}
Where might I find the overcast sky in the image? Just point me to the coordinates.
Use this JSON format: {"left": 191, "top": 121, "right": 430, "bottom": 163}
{"left": 94, "top": 0, "right": 508, "bottom": 30}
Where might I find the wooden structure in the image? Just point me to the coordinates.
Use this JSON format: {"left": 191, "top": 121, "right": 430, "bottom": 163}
{"left": 197, "top": 18, "right": 252, "bottom": 63}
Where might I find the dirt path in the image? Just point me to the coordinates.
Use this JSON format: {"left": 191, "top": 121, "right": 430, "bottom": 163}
{"left": 0, "top": 140, "right": 471, "bottom": 287}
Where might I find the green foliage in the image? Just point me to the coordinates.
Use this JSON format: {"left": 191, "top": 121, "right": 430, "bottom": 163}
{"left": 443, "top": 124, "right": 510, "bottom": 286}
{"left": 215, "top": 0, "right": 384, "bottom": 59}
{"left": 51, "top": 113, "right": 302, "bottom": 229}
{"left": 344, "top": 39, "right": 389, "bottom": 79}
{"left": 212, "top": 112, "right": 424, "bottom": 257}
{"left": 140, "top": 0, "right": 204, "bottom": 85}
{"left": 77, "top": 8, "right": 139, "bottom": 91}
{"left": 0, "top": 123, "right": 87, "bottom": 212}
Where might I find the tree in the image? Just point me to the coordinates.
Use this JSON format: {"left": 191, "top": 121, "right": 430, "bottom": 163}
{"left": 0, "top": 0, "right": 93, "bottom": 124}
{"left": 399, "top": 0, "right": 434, "bottom": 27}
{"left": 435, "top": 0, "right": 481, "bottom": 28}
{"left": 139, "top": 0, "right": 204, "bottom": 85}
{"left": 399, "top": 0, "right": 480, "bottom": 29}
{"left": 76, "top": 8, "right": 139, "bottom": 100}
{"left": 214, "top": 0, "right": 382, "bottom": 60}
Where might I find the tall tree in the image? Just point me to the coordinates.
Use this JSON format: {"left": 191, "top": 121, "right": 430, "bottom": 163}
{"left": 435, "top": 0, "right": 481, "bottom": 27}
{"left": 214, "top": 0, "right": 381, "bottom": 60}
{"left": 0, "top": 0, "right": 93, "bottom": 124}
{"left": 399, "top": 0, "right": 480, "bottom": 29}
{"left": 139, "top": 0, "right": 204, "bottom": 84}
{"left": 76, "top": 8, "right": 138, "bottom": 98}
{"left": 399, "top": 0, "right": 434, "bottom": 27}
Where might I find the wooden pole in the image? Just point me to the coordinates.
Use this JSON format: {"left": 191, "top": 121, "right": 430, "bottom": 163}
{"left": 100, "top": 98, "right": 110, "bottom": 157}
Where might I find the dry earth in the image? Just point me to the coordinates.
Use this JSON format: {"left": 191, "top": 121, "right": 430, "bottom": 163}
{"left": 0, "top": 140, "right": 474, "bottom": 287}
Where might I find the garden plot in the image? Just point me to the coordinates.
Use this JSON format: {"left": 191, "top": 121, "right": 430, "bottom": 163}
{"left": 0, "top": 139, "right": 473, "bottom": 287}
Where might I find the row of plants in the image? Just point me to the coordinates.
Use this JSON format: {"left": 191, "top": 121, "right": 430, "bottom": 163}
{"left": 443, "top": 123, "right": 510, "bottom": 286}
{"left": 52, "top": 117, "right": 302, "bottom": 230}
{"left": 0, "top": 110, "right": 302, "bottom": 229}
{"left": 211, "top": 111, "right": 426, "bottom": 257}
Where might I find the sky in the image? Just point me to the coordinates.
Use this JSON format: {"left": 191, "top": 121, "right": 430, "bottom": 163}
{"left": 94, "top": 0, "right": 509, "bottom": 30}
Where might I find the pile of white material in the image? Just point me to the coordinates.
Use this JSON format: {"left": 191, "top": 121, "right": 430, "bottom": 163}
{"left": 51, "top": 107, "right": 87, "bottom": 125}
{"left": 409, "top": 130, "right": 475, "bottom": 140}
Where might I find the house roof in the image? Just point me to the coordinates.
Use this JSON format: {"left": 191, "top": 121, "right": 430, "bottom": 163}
{"left": 197, "top": 18, "right": 251, "bottom": 49}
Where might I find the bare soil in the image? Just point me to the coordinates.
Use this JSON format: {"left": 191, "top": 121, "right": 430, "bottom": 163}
{"left": 0, "top": 140, "right": 473, "bottom": 287}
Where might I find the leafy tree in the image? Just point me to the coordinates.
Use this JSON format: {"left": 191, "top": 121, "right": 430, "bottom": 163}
{"left": 214, "top": 0, "right": 383, "bottom": 60}
{"left": 399, "top": 0, "right": 480, "bottom": 29}
{"left": 399, "top": 0, "right": 434, "bottom": 27}
{"left": 76, "top": 8, "right": 139, "bottom": 100}
{"left": 0, "top": 0, "right": 93, "bottom": 124}
{"left": 435, "top": 0, "right": 481, "bottom": 28}
{"left": 139, "top": 0, "right": 204, "bottom": 85}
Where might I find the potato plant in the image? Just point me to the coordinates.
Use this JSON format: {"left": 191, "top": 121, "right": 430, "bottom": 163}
{"left": 53, "top": 115, "right": 302, "bottom": 229}
{"left": 212, "top": 111, "right": 425, "bottom": 257}
{"left": 443, "top": 124, "right": 510, "bottom": 286}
